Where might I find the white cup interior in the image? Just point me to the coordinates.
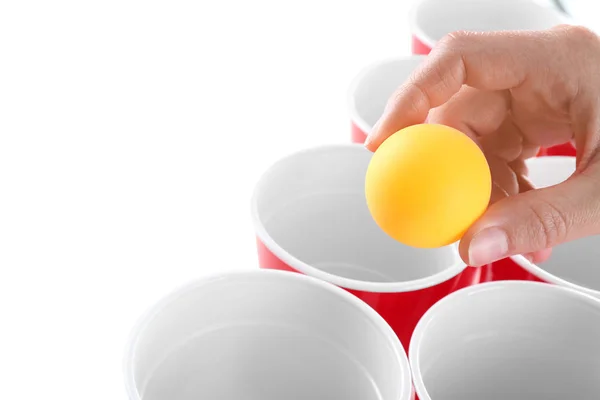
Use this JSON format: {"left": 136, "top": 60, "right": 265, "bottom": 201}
{"left": 348, "top": 57, "right": 425, "bottom": 135}
{"left": 410, "top": 282, "right": 600, "bottom": 400}
{"left": 525, "top": 155, "right": 576, "bottom": 189}
{"left": 252, "top": 145, "right": 465, "bottom": 291}
{"left": 411, "top": 0, "right": 570, "bottom": 47}
{"left": 125, "top": 270, "right": 411, "bottom": 400}
{"left": 519, "top": 156, "right": 600, "bottom": 294}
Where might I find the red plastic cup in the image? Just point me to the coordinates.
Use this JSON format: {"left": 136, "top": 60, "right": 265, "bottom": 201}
{"left": 537, "top": 140, "right": 577, "bottom": 157}
{"left": 124, "top": 270, "right": 414, "bottom": 400}
{"left": 409, "top": 0, "right": 571, "bottom": 55}
{"left": 480, "top": 156, "right": 582, "bottom": 284}
{"left": 347, "top": 56, "right": 425, "bottom": 144}
{"left": 409, "top": 281, "right": 600, "bottom": 399}
{"left": 251, "top": 144, "right": 483, "bottom": 351}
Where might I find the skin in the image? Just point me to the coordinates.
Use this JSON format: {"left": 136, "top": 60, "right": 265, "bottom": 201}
{"left": 364, "top": 25, "right": 600, "bottom": 267}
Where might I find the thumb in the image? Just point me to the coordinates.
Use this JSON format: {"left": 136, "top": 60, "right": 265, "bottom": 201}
{"left": 459, "top": 168, "right": 600, "bottom": 266}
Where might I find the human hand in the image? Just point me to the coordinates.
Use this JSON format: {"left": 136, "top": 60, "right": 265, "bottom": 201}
{"left": 364, "top": 25, "right": 600, "bottom": 267}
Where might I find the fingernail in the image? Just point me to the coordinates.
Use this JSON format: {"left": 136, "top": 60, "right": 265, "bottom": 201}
{"left": 468, "top": 227, "right": 509, "bottom": 266}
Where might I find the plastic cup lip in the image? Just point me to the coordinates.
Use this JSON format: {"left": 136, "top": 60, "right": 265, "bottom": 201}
{"left": 408, "top": 280, "right": 600, "bottom": 400}
{"left": 122, "top": 269, "right": 412, "bottom": 400}
{"left": 408, "top": 0, "right": 438, "bottom": 49}
{"left": 346, "top": 56, "right": 426, "bottom": 137}
{"left": 408, "top": 0, "right": 573, "bottom": 50}
{"left": 510, "top": 254, "right": 600, "bottom": 298}
{"left": 250, "top": 143, "right": 468, "bottom": 294}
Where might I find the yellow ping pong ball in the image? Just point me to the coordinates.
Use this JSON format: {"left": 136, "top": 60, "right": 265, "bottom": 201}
{"left": 365, "top": 124, "right": 492, "bottom": 248}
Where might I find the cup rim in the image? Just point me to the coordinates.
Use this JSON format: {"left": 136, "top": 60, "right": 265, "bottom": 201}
{"left": 408, "top": 0, "right": 437, "bottom": 49}
{"left": 408, "top": 280, "right": 600, "bottom": 400}
{"left": 250, "top": 143, "right": 468, "bottom": 294}
{"left": 510, "top": 254, "right": 600, "bottom": 297}
{"left": 123, "top": 269, "right": 413, "bottom": 400}
{"left": 346, "top": 56, "right": 426, "bottom": 137}
{"left": 408, "top": 0, "right": 573, "bottom": 50}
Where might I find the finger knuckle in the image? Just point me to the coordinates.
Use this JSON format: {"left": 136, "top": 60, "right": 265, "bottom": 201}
{"left": 562, "top": 24, "right": 597, "bottom": 41}
{"left": 438, "top": 30, "right": 471, "bottom": 50}
{"left": 390, "top": 82, "right": 426, "bottom": 120}
{"left": 409, "top": 53, "right": 465, "bottom": 108}
{"left": 446, "top": 30, "right": 471, "bottom": 42}
{"left": 435, "top": 58, "right": 464, "bottom": 94}
{"left": 555, "top": 24, "right": 599, "bottom": 50}
{"left": 409, "top": 73, "right": 451, "bottom": 113}
{"left": 408, "top": 80, "right": 433, "bottom": 116}
{"left": 528, "top": 200, "right": 570, "bottom": 249}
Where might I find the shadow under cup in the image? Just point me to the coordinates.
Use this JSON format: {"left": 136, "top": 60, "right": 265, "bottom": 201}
{"left": 124, "top": 271, "right": 413, "bottom": 400}
{"left": 251, "top": 145, "right": 482, "bottom": 351}
{"left": 409, "top": 282, "right": 600, "bottom": 400}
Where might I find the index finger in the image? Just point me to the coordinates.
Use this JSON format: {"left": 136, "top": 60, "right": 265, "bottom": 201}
{"left": 363, "top": 29, "right": 549, "bottom": 151}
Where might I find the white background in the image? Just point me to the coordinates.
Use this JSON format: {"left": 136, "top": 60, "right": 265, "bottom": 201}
{"left": 0, "top": 0, "right": 584, "bottom": 399}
